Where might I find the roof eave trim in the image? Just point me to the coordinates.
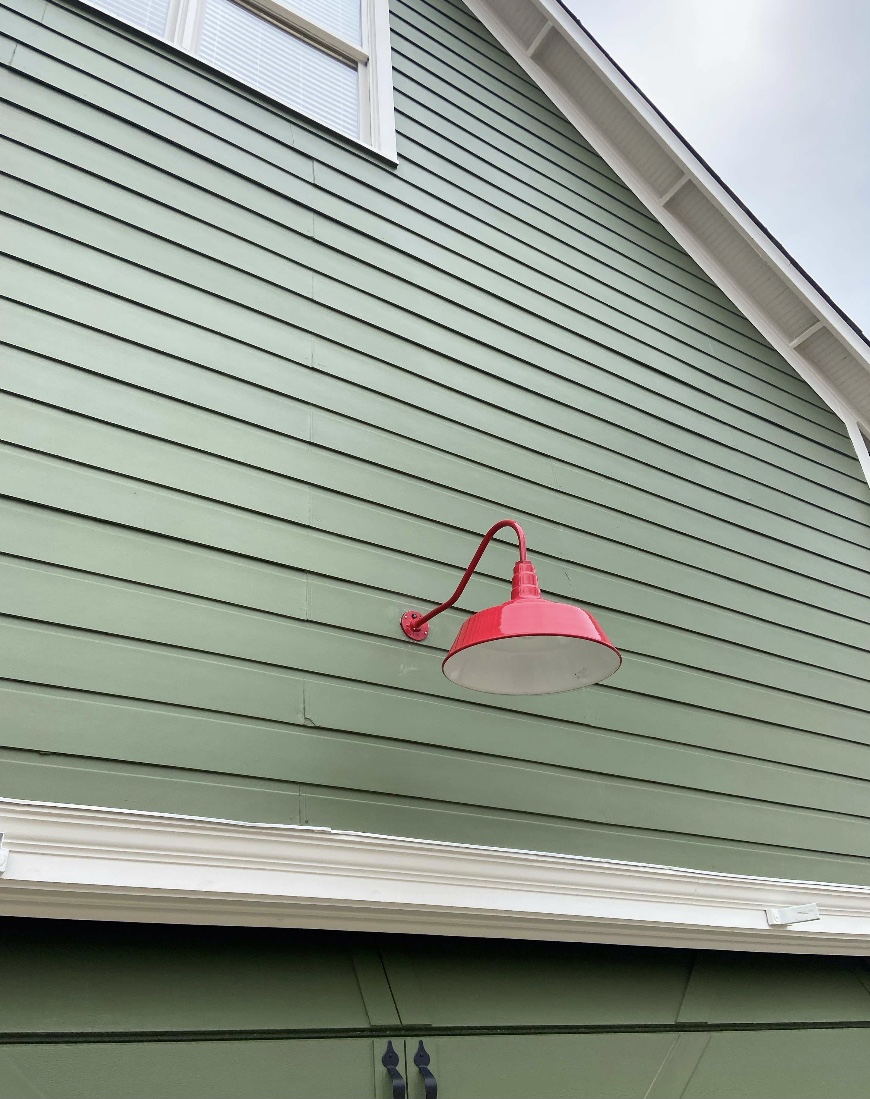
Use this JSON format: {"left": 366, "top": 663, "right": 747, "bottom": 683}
{"left": 2, "top": 798, "right": 870, "bottom": 955}
{"left": 462, "top": 0, "right": 870, "bottom": 445}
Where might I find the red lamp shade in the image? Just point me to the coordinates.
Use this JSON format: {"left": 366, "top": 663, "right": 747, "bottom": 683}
{"left": 401, "top": 521, "right": 621, "bottom": 696}
{"left": 442, "top": 561, "right": 620, "bottom": 694}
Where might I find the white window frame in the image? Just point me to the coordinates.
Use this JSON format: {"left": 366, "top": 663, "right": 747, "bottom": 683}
{"left": 90, "top": 0, "right": 397, "bottom": 159}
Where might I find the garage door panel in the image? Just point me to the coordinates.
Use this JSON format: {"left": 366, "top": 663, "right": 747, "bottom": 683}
{"left": 0, "top": 1039, "right": 377, "bottom": 1099}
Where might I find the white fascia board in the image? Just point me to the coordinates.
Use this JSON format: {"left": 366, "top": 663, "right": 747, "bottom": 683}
{"left": 846, "top": 420, "right": 870, "bottom": 485}
{"left": 462, "top": 0, "right": 870, "bottom": 448}
{"left": 3, "top": 798, "right": 870, "bottom": 954}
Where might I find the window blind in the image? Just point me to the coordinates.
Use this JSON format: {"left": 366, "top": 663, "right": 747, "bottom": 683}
{"left": 198, "top": 0, "right": 360, "bottom": 138}
{"left": 90, "top": 0, "right": 171, "bottom": 36}
{"left": 281, "top": 0, "right": 361, "bottom": 45}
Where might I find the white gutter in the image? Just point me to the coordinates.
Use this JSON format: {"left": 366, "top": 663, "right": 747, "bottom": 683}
{"left": 2, "top": 798, "right": 870, "bottom": 954}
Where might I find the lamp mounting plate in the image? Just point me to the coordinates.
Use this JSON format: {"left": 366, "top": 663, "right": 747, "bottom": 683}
{"left": 401, "top": 611, "right": 430, "bottom": 641}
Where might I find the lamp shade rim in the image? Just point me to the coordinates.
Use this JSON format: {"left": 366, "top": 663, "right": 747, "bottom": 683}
{"left": 441, "top": 596, "right": 622, "bottom": 694}
{"left": 442, "top": 632, "right": 622, "bottom": 681}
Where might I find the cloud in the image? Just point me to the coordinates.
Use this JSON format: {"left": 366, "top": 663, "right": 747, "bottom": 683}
{"left": 562, "top": 0, "right": 870, "bottom": 331}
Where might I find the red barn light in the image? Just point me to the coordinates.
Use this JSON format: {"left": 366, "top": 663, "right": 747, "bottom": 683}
{"left": 400, "top": 520, "right": 621, "bottom": 695}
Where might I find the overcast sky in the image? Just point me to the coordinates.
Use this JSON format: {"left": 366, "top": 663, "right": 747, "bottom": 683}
{"left": 562, "top": 0, "right": 870, "bottom": 335}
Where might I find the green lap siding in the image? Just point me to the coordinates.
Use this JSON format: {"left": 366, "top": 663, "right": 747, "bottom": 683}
{"left": 0, "top": 0, "right": 869, "bottom": 880}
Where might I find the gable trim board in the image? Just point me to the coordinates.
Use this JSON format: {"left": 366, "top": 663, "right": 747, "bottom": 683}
{"left": 462, "top": 0, "right": 870, "bottom": 470}
{"left": 2, "top": 798, "right": 870, "bottom": 954}
{"left": 846, "top": 421, "right": 870, "bottom": 486}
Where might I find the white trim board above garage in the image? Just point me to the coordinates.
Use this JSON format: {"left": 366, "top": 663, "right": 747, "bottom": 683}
{"left": 3, "top": 798, "right": 870, "bottom": 954}
{"left": 462, "top": 0, "right": 870, "bottom": 473}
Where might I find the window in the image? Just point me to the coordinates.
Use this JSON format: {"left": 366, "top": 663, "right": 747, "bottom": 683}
{"left": 87, "top": 0, "right": 396, "bottom": 157}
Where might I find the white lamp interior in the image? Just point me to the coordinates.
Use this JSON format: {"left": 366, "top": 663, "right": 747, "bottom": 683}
{"left": 443, "top": 635, "right": 620, "bottom": 695}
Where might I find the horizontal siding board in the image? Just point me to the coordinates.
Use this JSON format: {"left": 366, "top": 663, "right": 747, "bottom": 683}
{"left": 0, "top": 3, "right": 830, "bottom": 391}
{"left": 0, "top": 746, "right": 306, "bottom": 823}
{"left": 1, "top": 336, "right": 868, "bottom": 665}
{"left": 5, "top": 496, "right": 869, "bottom": 759}
{"left": 2, "top": 535, "right": 869, "bottom": 726}
{"left": 4, "top": 212, "right": 868, "bottom": 560}
{"left": 387, "top": 79, "right": 779, "bottom": 368}
{"left": 391, "top": 35, "right": 735, "bottom": 302}
{"left": 392, "top": 13, "right": 695, "bottom": 276}
{"left": 401, "top": 0, "right": 609, "bottom": 145}
{"left": 388, "top": 83, "right": 801, "bottom": 389}
{"left": 2, "top": 299, "right": 866, "bottom": 633}
{"left": 1, "top": 0, "right": 868, "bottom": 880}
{"left": 390, "top": 119, "right": 830, "bottom": 421}
{"left": 396, "top": 0, "right": 607, "bottom": 155}
{"left": 1, "top": 385, "right": 868, "bottom": 692}
{"left": 306, "top": 572, "right": 870, "bottom": 740}
{"left": 2, "top": 373, "right": 869, "bottom": 674}
{"left": 5, "top": 0, "right": 843, "bottom": 422}
{"left": 412, "top": 0, "right": 554, "bottom": 98}
{"left": 305, "top": 677, "right": 870, "bottom": 790}
{"left": 0, "top": 246, "right": 861, "bottom": 562}
{"left": 314, "top": 201, "right": 851, "bottom": 460}
{"left": 317, "top": 285, "right": 870, "bottom": 553}
{"left": 0, "top": 4, "right": 320, "bottom": 180}
{"left": 0, "top": 86, "right": 313, "bottom": 238}
{"left": 396, "top": 0, "right": 609, "bottom": 150}
{"left": 310, "top": 215, "right": 863, "bottom": 496}
{"left": 0, "top": 616, "right": 309, "bottom": 722}
{"left": 1, "top": 550, "right": 869, "bottom": 807}
{"left": 7, "top": 512, "right": 869, "bottom": 820}
{"left": 11, "top": 325, "right": 861, "bottom": 597}
{"left": 0, "top": 501, "right": 312, "bottom": 620}
{"left": 0, "top": 221, "right": 316, "bottom": 362}
{"left": 0, "top": 77, "right": 821, "bottom": 461}
{"left": 0, "top": 0, "right": 46, "bottom": 16}
{"left": 2, "top": 105, "right": 859, "bottom": 493}
{"left": 390, "top": 33, "right": 682, "bottom": 260}
{"left": 3, "top": 501, "right": 869, "bottom": 782}
{"left": 319, "top": 169, "right": 819, "bottom": 415}
{"left": 1, "top": 743, "right": 868, "bottom": 883}
{"left": 309, "top": 350, "right": 870, "bottom": 577}
{"left": 2, "top": 619, "right": 870, "bottom": 857}
{"left": 54, "top": 0, "right": 650, "bottom": 248}
{"left": 6, "top": 103, "right": 804, "bottom": 422}
{"left": 2, "top": 645, "right": 870, "bottom": 865}
{"left": 0, "top": 46, "right": 852, "bottom": 472}
{"left": 0, "top": 44, "right": 321, "bottom": 195}
{"left": 391, "top": 22, "right": 848, "bottom": 391}
{"left": 4, "top": 647, "right": 870, "bottom": 824}
{"left": 0, "top": 125, "right": 794, "bottom": 444}
{"left": 299, "top": 787, "right": 870, "bottom": 884}
{"left": 0, "top": 506, "right": 867, "bottom": 736}
{"left": 4, "top": 336, "right": 866, "bottom": 637}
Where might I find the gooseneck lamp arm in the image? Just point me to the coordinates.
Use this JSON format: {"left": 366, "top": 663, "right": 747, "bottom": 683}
{"left": 401, "top": 520, "right": 528, "bottom": 641}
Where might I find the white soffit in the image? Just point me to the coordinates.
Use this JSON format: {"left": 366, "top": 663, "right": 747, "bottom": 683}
{"left": 461, "top": 0, "right": 870, "bottom": 448}
{"left": 3, "top": 798, "right": 870, "bottom": 954}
